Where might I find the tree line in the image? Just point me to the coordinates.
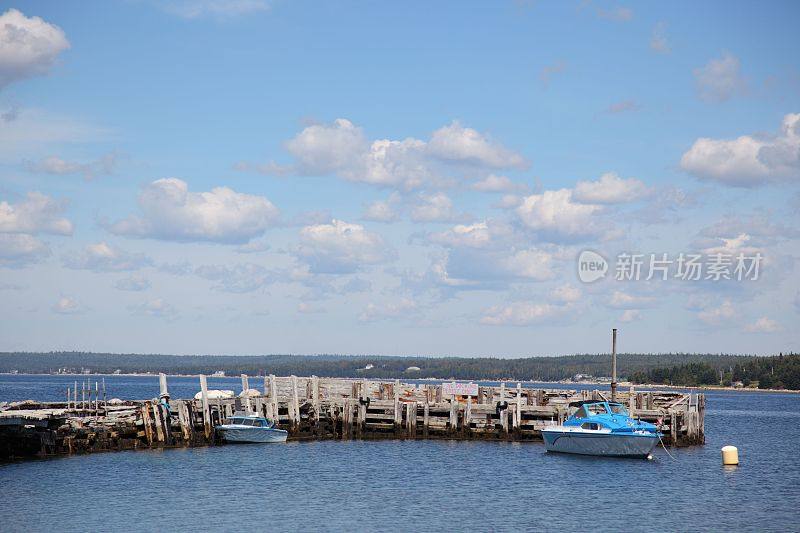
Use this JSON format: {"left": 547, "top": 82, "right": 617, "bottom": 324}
{"left": 0, "top": 351, "right": 766, "bottom": 382}
{"left": 629, "top": 353, "right": 799, "bottom": 390}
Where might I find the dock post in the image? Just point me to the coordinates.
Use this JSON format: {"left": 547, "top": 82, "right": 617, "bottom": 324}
{"left": 514, "top": 383, "right": 522, "bottom": 430}
{"left": 241, "top": 374, "right": 251, "bottom": 413}
{"left": 423, "top": 398, "right": 430, "bottom": 437}
{"left": 159, "top": 373, "right": 169, "bottom": 400}
{"left": 449, "top": 394, "right": 457, "bottom": 432}
{"left": 141, "top": 404, "right": 153, "bottom": 445}
{"left": 269, "top": 374, "right": 278, "bottom": 424}
{"left": 291, "top": 375, "right": 300, "bottom": 430}
{"left": 465, "top": 396, "right": 472, "bottom": 435}
{"left": 611, "top": 328, "right": 618, "bottom": 402}
{"left": 344, "top": 398, "right": 353, "bottom": 439}
{"left": 393, "top": 379, "right": 401, "bottom": 428}
{"left": 670, "top": 410, "right": 677, "bottom": 445}
{"left": 312, "top": 376, "right": 320, "bottom": 427}
{"left": 629, "top": 386, "right": 636, "bottom": 418}
{"left": 152, "top": 402, "right": 165, "bottom": 443}
{"left": 199, "top": 374, "right": 211, "bottom": 439}
{"left": 358, "top": 379, "right": 368, "bottom": 435}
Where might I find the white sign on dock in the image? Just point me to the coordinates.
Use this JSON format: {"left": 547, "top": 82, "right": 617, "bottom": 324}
{"left": 442, "top": 382, "right": 479, "bottom": 396}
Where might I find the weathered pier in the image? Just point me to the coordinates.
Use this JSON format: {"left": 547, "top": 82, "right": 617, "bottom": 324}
{"left": 0, "top": 375, "right": 705, "bottom": 460}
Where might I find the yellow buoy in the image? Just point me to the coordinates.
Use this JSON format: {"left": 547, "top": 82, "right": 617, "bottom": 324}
{"left": 721, "top": 445, "right": 739, "bottom": 466}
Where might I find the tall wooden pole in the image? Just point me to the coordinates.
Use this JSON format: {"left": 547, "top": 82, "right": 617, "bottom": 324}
{"left": 611, "top": 328, "right": 618, "bottom": 402}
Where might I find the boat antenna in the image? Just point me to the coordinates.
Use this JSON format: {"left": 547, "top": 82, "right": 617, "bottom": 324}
{"left": 611, "top": 328, "right": 618, "bottom": 402}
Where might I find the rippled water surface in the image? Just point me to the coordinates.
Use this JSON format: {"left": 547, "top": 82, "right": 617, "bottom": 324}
{"left": 1, "top": 375, "right": 798, "bottom": 532}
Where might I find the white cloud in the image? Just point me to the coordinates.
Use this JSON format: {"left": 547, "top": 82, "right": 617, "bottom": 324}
{"left": 114, "top": 275, "right": 151, "bottom": 292}
{"left": 362, "top": 197, "right": 399, "bottom": 223}
{"left": 428, "top": 221, "right": 493, "bottom": 249}
{"left": 410, "top": 192, "right": 460, "bottom": 223}
{"left": 63, "top": 242, "right": 152, "bottom": 272}
{"left": 296, "top": 219, "right": 395, "bottom": 274}
{"left": 697, "top": 300, "right": 736, "bottom": 326}
{"left": 0, "top": 9, "right": 70, "bottom": 89}
{"left": 109, "top": 178, "right": 280, "bottom": 243}
{"left": 129, "top": 298, "right": 177, "bottom": 318}
{"left": 195, "top": 263, "right": 270, "bottom": 293}
{"left": 470, "top": 174, "right": 527, "bottom": 193}
{"left": 608, "top": 291, "right": 656, "bottom": 310}
{"left": 0, "top": 192, "right": 73, "bottom": 235}
{"left": 549, "top": 284, "right": 582, "bottom": 304}
{"left": 236, "top": 237, "right": 271, "bottom": 253}
{"left": 360, "top": 138, "right": 433, "bottom": 189}
{"left": 25, "top": 153, "right": 118, "bottom": 181}
{"left": 52, "top": 296, "right": 81, "bottom": 315}
{"left": 681, "top": 113, "right": 800, "bottom": 186}
{"left": 500, "top": 249, "right": 556, "bottom": 281}
{"left": 423, "top": 247, "right": 556, "bottom": 291}
{"left": 494, "top": 194, "right": 523, "bottom": 209}
{"left": 242, "top": 118, "right": 525, "bottom": 190}
{"left": 286, "top": 118, "right": 367, "bottom": 175}
{"left": 359, "top": 298, "right": 418, "bottom": 322}
{"left": 650, "top": 22, "right": 670, "bottom": 54}
{"left": 0, "top": 233, "right": 50, "bottom": 267}
{"left": 693, "top": 52, "right": 746, "bottom": 102}
{"left": 481, "top": 302, "right": 562, "bottom": 326}
{"left": 516, "top": 188, "right": 607, "bottom": 241}
{"left": 427, "top": 122, "right": 528, "bottom": 169}
{"left": 745, "top": 316, "right": 781, "bottom": 333}
{"left": 573, "top": 172, "right": 649, "bottom": 204}
{"left": 620, "top": 309, "right": 641, "bottom": 323}
{"left": 160, "top": 0, "right": 269, "bottom": 19}
{"left": 699, "top": 233, "right": 761, "bottom": 257}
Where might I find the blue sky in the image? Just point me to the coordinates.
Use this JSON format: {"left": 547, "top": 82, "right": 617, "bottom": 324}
{"left": 1, "top": 0, "right": 799, "bottom": 356}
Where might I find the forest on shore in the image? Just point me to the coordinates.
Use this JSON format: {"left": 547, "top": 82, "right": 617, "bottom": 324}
{"left": 1, "top": 351, "right": 790, "bottom": 384}
{"left": 629, "top": 353, "right": 799, "bottom": 390}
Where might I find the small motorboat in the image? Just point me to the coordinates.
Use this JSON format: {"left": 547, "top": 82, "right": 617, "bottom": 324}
{"left": 542, "top": 400, "right": 659, "bottom": 459}
{"left": 215, "top": 413, "right": 288, "bottom": 443}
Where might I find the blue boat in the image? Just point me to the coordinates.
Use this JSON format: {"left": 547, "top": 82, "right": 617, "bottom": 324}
{"left": 542, "top": 400, "right": 660, "bottom": 459}
{"left": 215, "top": 413, "right": 288, "bottom": 443}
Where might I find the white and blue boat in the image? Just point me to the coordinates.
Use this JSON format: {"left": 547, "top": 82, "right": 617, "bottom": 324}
{"left": 542, "top": 400, "right": 660, "bottom": 459}
{"left": 215, "top": 413, "right": 288, "bottom": 444}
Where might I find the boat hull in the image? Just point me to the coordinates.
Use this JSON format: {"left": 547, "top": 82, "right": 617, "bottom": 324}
{"left": 216, "top": 427, "right": 288, "bottom": 443}
{"left": 542, "top": 429, "right": 658, "bottom": 458}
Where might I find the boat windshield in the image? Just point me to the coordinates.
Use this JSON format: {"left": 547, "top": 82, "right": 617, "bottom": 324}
{"left": 586, "top": 403, "right": 608, "bottom": 415}
{"left": 609, "top": 404, "right": 628, "bottom": 415}
{"left": 230, "top": 417, "right": 246, "bottom": 425}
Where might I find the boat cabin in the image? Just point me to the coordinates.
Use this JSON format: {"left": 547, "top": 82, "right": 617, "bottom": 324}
{"left": 223, "top": 415, "right": 276, "bottom": 428}
{"left": 568, "top": 401, "right": 629, "bottom": 420}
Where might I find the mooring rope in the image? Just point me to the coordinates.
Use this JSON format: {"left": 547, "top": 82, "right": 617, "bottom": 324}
{"left": 658, "top": 431, "right": 677, "bottom": 461}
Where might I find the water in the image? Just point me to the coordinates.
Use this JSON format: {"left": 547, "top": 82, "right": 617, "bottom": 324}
{"left": 1, "top": 375, "right": 799, "bottom": 532}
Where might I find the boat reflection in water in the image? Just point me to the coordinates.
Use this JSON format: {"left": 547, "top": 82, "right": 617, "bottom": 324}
{"left": 215, "top": 413, "right": 288, "bottom": 443}
{"left": 542, "top": 401, "right": 660, "bottom": 459}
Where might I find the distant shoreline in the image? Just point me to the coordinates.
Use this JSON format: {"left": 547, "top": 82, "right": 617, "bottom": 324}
{"left": 1, "top": 372, "right": 798, "bottom": 394}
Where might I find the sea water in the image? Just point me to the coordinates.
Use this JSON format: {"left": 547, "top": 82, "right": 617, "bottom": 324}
{"left": 1, "top": 375, "right": 798, "bottom": 532}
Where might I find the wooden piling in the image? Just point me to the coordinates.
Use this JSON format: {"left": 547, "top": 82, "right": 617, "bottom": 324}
{"left": 199, "top": 374, "right": 211, "bottom": 439}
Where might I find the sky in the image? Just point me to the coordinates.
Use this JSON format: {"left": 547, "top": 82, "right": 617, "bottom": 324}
{"left": 0, "top": 0, "right": 799, "bottom": 357}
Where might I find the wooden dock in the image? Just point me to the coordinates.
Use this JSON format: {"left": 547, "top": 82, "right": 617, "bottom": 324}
{"left": 0, "top": 375, "right": 705, "bottom": 460}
